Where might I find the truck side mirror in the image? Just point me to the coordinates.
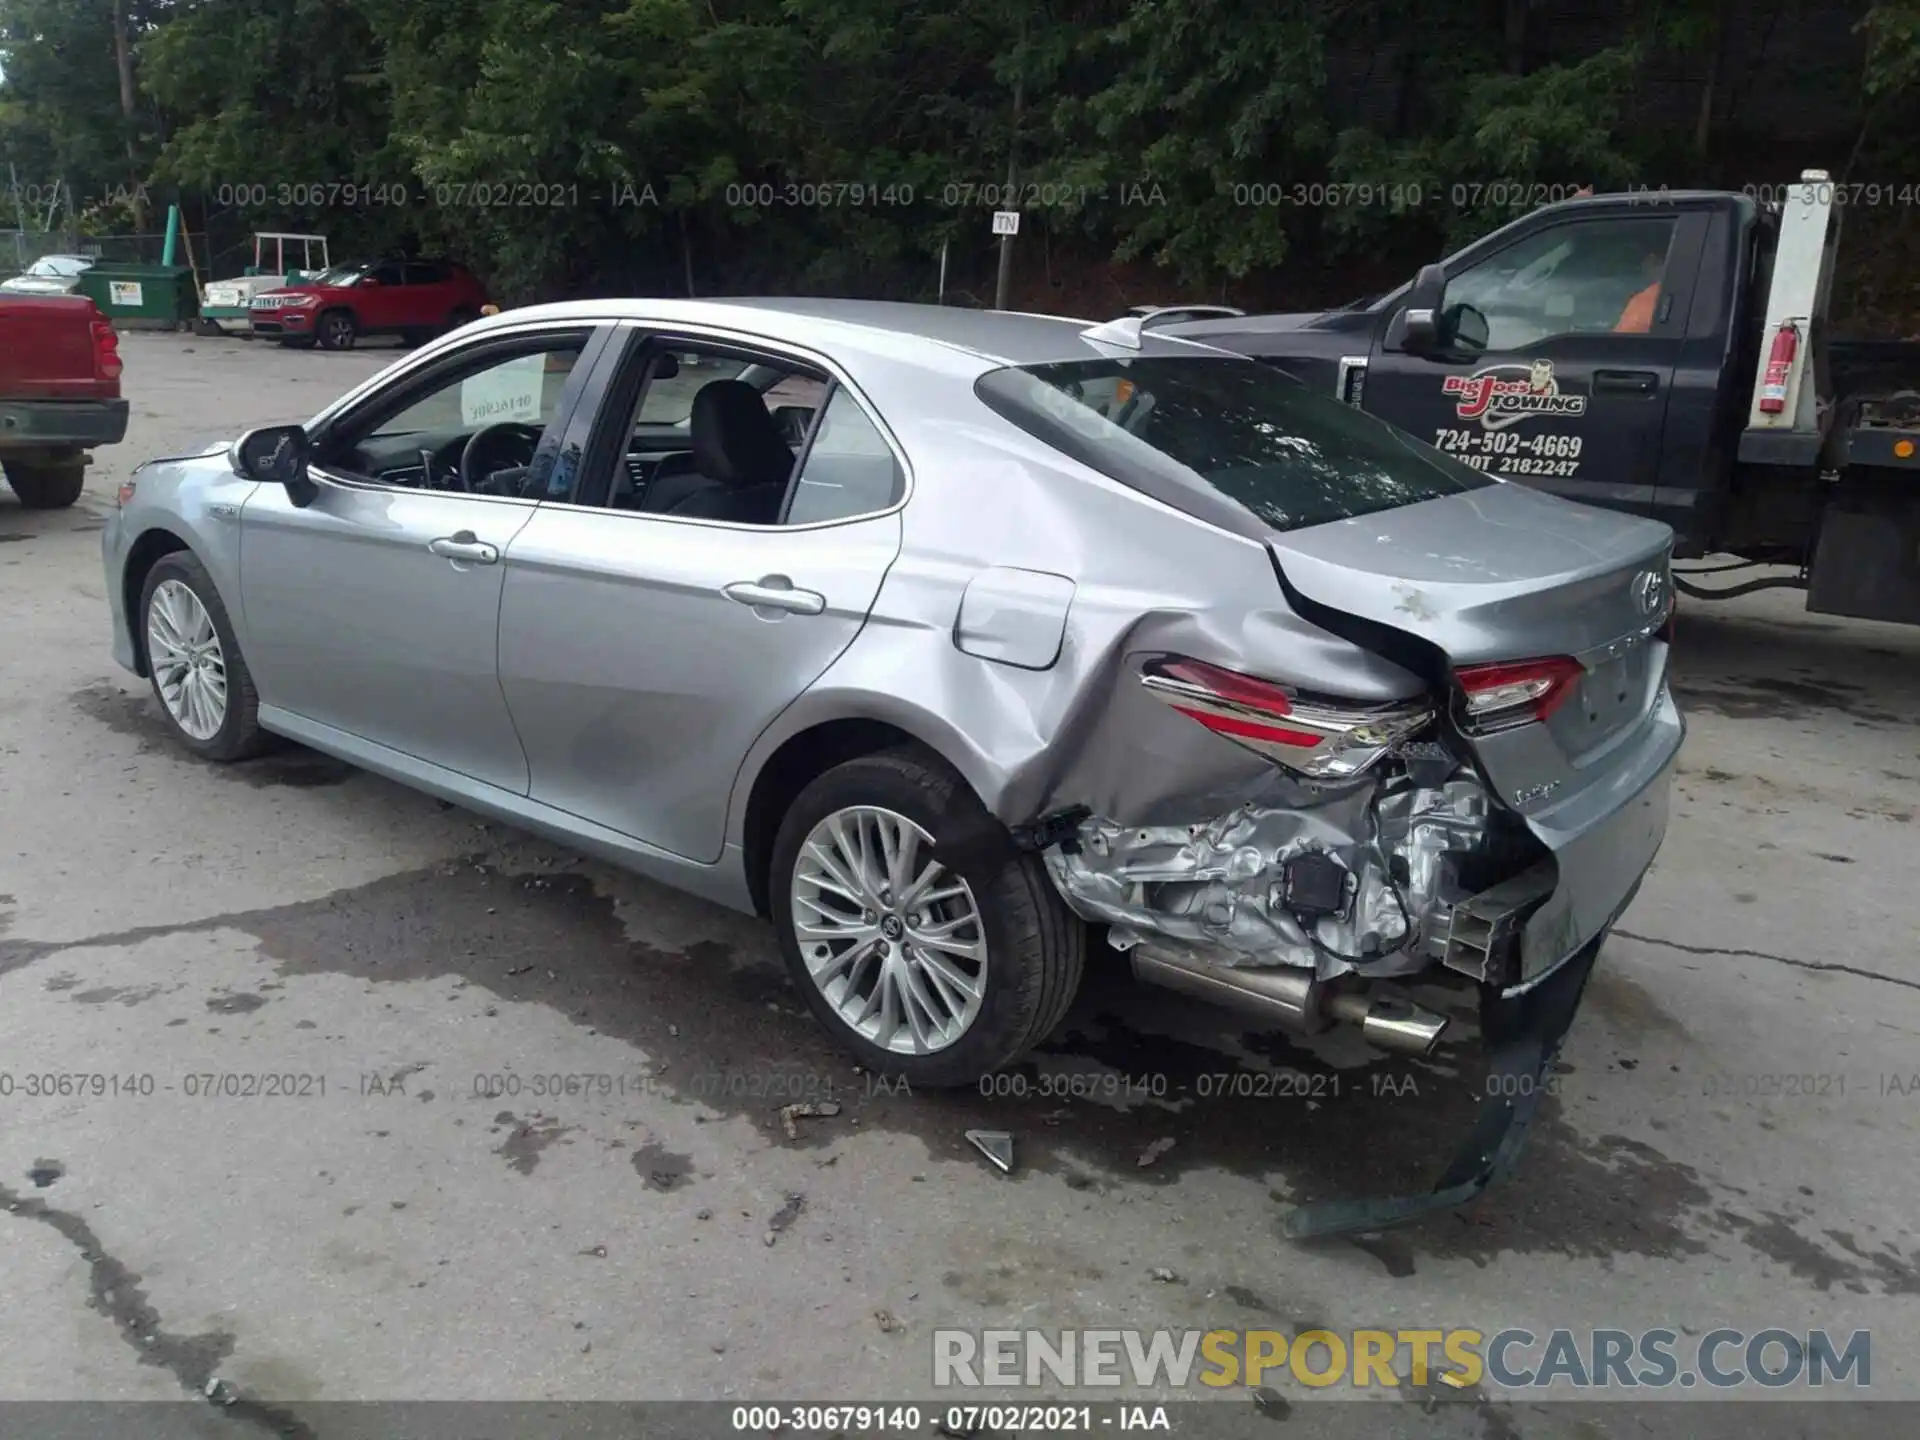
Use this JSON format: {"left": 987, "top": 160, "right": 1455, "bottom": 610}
{"left": 234, "top": 424, "right": 317, "bottom": 507}
{"left": 1445, "top": 302, "right": 1490, "bottom": 354}
{"left": 1388, "top": 264, "right": 1450, "bottom": 355}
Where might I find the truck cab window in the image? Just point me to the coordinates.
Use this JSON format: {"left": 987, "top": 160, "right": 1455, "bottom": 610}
{"left": 1447, "top": 218, "right": 1678, "bottom": 350}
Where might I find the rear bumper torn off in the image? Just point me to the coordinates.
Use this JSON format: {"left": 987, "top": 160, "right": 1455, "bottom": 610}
{"left": 1039, "top": 762, "right": 1528, "bottom": 986}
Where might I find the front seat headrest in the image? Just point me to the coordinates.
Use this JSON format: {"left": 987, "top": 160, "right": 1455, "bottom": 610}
{"left": 689, "top": 380, "right": 795, "bottom": 489}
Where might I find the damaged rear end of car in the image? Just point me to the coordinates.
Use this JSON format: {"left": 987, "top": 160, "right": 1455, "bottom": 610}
{"left": 973, "top": 348, "right": 1683, "bottom": 1233}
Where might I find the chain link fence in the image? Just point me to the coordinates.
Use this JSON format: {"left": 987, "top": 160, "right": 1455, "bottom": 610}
{"left": 1, "top": 229, "right": 218, "bottom": 284}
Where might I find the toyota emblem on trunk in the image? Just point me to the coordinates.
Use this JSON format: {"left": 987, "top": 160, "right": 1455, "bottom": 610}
{"left": 1633, "top": 569, "right": 1667, "bottom": 615}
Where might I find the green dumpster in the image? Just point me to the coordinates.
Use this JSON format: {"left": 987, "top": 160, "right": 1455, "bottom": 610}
{"left": 74, "top": 262, "right": 201, "bottom": 330}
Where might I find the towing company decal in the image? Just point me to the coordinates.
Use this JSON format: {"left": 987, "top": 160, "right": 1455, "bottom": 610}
{"left": 1442, "top": 359, "right": 1589, "bottom": 431}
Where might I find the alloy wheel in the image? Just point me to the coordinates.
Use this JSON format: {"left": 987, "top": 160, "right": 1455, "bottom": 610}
{"left": 789, "top": 805, "right": 988, "bottom": 1055}
{"left": 147, "top": 578, "right": 228, "bottom": 741}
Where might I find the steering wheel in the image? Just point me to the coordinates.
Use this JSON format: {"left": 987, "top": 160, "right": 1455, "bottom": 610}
{"left": 458, "top": 422, "right": 544, "bottom": 493}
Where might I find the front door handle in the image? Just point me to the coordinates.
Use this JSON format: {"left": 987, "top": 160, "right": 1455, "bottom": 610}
{"left": 428, "top": 530, "right": 499, "bottom": 564}
{"left": 1594, "top": 369, "right": 1660, "bottom": 396}
{"left": 723, "top": 577, "right": 826, "bottom": 615}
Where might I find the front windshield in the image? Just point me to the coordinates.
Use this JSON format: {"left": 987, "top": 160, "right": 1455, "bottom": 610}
{"left": 28, "top": 256, "right": 89, "bottom": 277}
{"left": 309, "top": 264, "right": 368, "bottom": 286}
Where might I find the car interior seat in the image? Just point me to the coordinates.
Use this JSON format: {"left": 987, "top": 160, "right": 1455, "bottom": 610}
{"left": 641, "top": 379, "right": 795, "bottom": 523}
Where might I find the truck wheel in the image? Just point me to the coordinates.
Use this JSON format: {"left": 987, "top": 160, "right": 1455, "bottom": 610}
{"left": 3, "top": 460, "right": 86, "bottom": 510}
{"left": 316, "top": 309, "right": 357, "bottom": 351}
{"left": 138, "top": 552, "right": 273, "bottom": 762}
{"left": 770, "top": 748, "right": 1086, "bottom": 1087}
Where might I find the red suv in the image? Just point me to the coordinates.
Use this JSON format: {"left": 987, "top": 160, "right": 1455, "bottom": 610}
{"left": 250, "top": 258, "right": 489, "bottom": 350}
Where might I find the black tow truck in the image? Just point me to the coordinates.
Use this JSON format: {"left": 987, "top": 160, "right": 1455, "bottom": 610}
{"left": 1153, "top": 169, "right": 1920, "bottom": 624}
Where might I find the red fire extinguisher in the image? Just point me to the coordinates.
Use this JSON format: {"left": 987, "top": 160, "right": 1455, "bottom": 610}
{"left": 1758, "top": 321, "right": 1799, "bottom": 414}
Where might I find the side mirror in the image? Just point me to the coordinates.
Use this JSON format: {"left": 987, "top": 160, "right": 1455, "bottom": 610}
{"left": 234, "top": 424, "right": 317, "bottom": 507}
{"left": 1389, "top": 263, "right": 1450, "bottom": 354}
{"left": 1445, "top": 302, "right": 1490, "bottom": 355}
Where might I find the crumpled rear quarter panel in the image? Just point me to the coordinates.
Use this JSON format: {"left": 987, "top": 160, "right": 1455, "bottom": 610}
{"left": 739, "top": 405, "right": 1431, "bottom": 839}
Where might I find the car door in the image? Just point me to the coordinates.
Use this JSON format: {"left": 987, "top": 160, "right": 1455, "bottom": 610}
{"left": 351, "top": 260, "right": 409, "bottom": 332}
{"left": 496, "top": 328, "right": 906, "bottom": 863}
{"left": 239, "top": 323, "right": 608, "bottom": 792}
{"left": 402, "top": 261, "right": 454, "bottom": 329}
{"left": 1359, "top": 211, "right": 1703, "bottom": 521}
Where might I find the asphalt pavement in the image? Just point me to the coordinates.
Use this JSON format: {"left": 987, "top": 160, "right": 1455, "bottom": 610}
{"left": 1, "top": 332, "right": 1915, "bottom": 1437}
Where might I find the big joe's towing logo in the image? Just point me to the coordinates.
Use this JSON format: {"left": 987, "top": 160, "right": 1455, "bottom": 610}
{"left": 1442, "top": 359, "right": 1589, "bottom": 431}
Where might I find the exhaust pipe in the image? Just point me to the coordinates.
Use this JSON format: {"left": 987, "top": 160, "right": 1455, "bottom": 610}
{"left": 1131, "top": 946, "right": 1449, "bottom": 1056}
{"left": 1131, "top": 945, "right": 1318, "bottom": 1028}
{"left": 1324, "top": 991, "right": 1450, "bottom": 1056}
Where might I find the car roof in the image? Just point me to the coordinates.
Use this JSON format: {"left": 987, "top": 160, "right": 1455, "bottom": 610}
{"left": 467, "top": 296, "right": 1218, "bottom": 370}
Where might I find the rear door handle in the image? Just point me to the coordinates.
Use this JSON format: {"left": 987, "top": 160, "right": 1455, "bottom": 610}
{"left": 723, "top": 577, "right": 826, "bottom": 615}
{"left": 1594, "top": 369, "right": 1661, "bottom": 396}
{"left": 428, "top": 530, "right": 499, "bottom": 564}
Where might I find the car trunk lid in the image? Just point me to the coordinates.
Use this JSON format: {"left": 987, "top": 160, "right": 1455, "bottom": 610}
{"left": 1267, "top": 480, "right": 1675, "bottom": 804}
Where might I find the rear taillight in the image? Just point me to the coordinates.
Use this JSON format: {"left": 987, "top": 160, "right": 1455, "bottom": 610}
{"left": 91, "top": 319, "right": 122, "bottom": 381}
{"left": 1140, "top": 655, "right": 1432, "bottom": 780}
{"left": 1454, "top": 656, "right": 1584, "bottom": 731}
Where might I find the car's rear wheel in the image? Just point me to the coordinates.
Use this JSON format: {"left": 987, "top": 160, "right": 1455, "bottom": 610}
{"left": 3, "top": 460, "right": 85, "bottom": 510}
{"left": 770, "top": 749, "right": 1086, "bottom": 1086}
{"left": 138, "top": 552, "right": 273, "bottom": 762}
{"left": 316, "top": 309, "right": 357, "bottom": 350}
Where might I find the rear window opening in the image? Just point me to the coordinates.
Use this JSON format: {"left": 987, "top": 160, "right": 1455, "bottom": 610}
{"left": 975, "top": 356, "right": 1493, "bottom": 535}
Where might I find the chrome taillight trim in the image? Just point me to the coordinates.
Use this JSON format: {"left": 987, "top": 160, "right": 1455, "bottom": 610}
{"left": 1139, "top": 662, "right": 1434, "bottom": 780}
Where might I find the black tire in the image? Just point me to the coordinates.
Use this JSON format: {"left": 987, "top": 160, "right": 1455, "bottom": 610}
{"left": 445, "top": 306, "right": 480, "bottom": 335}
{"left": 316, "top": 308, "right": 357, "bottom": 351}
{"left": 3, "top": 460, "right": 86, "bottom": 509}
{"left": 137, "top": 551, "right": 275, "bottom": 762}
{"left": 770, "top": 747, "right": 1086, "bottom": 1086}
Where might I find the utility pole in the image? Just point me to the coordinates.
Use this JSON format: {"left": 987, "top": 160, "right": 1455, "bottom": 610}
{"left": 993, "top": 24, "right": 1026, "bottom": 311}
{"left": 112, "top": 0, "right": 147, "bottom": 231}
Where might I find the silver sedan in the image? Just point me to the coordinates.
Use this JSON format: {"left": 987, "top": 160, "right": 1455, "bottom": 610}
{"left": 102, "top": 299, "right": 1681, "bottom": 1224}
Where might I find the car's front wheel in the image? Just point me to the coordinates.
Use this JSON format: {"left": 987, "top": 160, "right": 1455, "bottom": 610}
{"left": 770, "top": 749, "right": 1086, "bottom": 1086}
{"left": 138, "top": 552, "right": 273, "bottom": 761}
{"left": 316, "top": 309, "right": 357, "bottom": 350}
